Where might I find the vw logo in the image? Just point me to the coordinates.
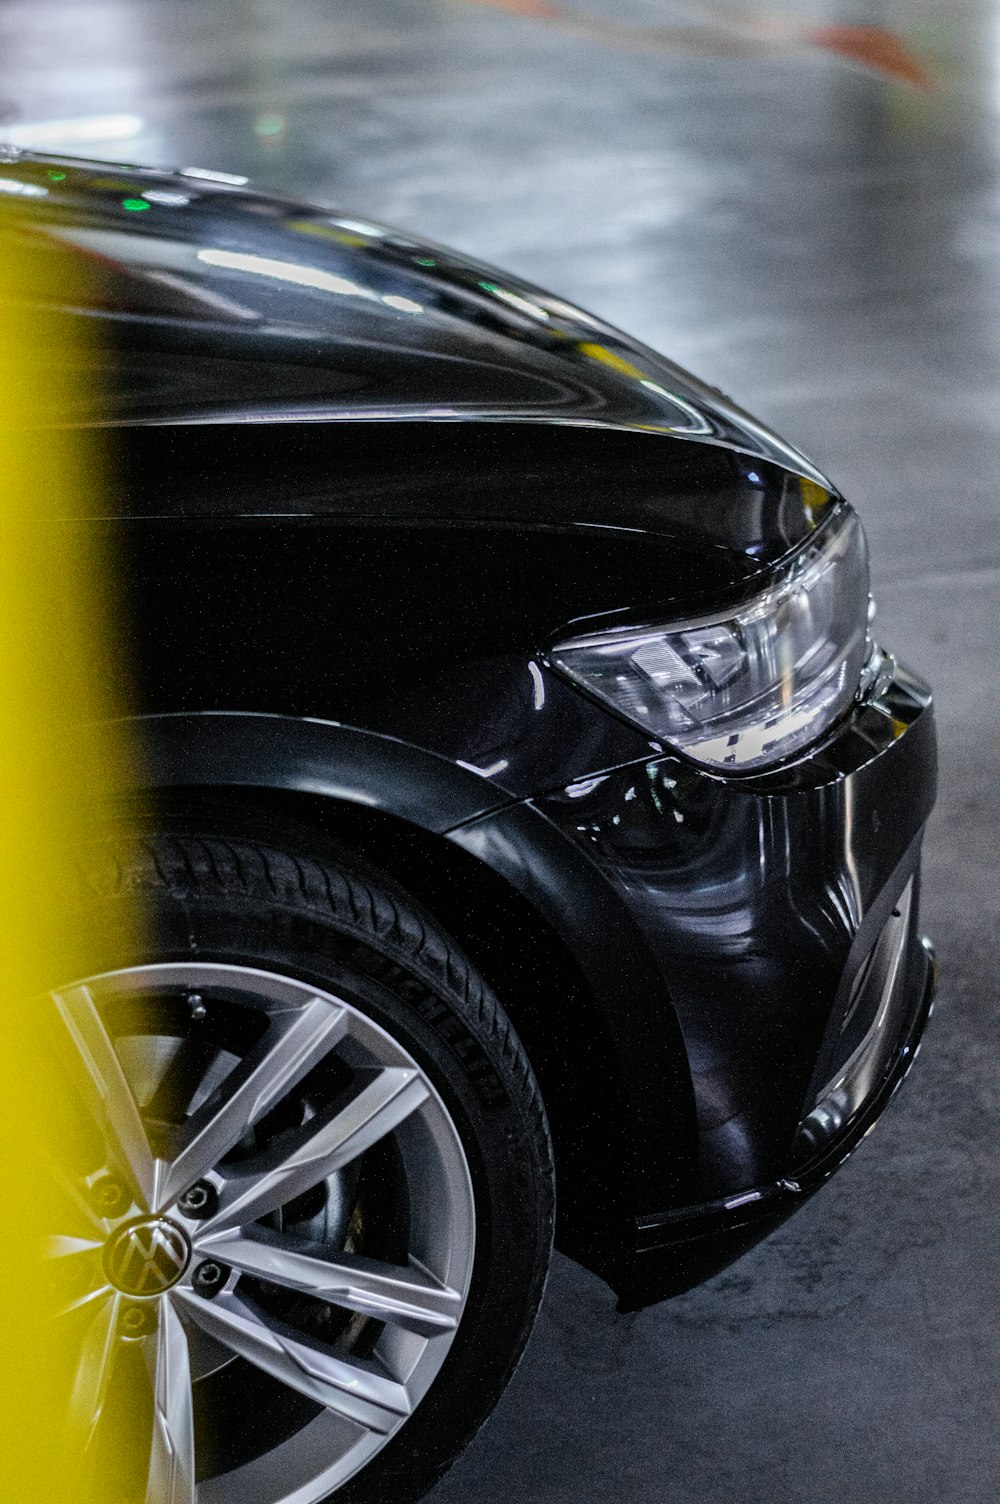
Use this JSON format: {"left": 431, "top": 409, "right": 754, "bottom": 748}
{"left": 104, "top": 1217, "right": 191, "bottom": 1296}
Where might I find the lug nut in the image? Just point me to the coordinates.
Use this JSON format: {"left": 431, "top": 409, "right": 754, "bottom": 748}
{"left": 177, "top": 1181, "right": 217, "bottom": 1219}
{"left": 192, "top": 1260, "right": 229, "bottom": 1297}
{"left": 90, "top": 1174, "right": 129, "bottom": 1218}
{"left": 120, "top": 1301, "right": 158, "bottom": 1339}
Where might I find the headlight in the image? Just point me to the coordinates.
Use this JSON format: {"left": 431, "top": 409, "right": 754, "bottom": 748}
{"left": 548, "top": 506, "right": 870, "bottom": 771}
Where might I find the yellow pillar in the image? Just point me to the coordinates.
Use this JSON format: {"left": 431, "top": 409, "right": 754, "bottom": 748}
{"left": 0, "top": 222, "right": 140, "bottom": 1501}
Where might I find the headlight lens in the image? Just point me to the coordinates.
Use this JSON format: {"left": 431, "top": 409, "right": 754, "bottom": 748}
{"left": 548, "top": 506, "right": 870, "bottom": 771}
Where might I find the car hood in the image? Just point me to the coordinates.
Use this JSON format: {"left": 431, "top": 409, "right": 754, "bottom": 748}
{"left": 2, "top": 150, "right": 832, "bottom": 491}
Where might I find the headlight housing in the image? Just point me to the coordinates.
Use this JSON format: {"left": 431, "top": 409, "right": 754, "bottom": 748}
{"left": 548, "top": 505, "right": 870, "bottom": 772}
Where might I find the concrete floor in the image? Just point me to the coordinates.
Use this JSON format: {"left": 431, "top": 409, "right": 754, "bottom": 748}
{"left": 1, "top": 2, "right": 996, "bottom": 1500}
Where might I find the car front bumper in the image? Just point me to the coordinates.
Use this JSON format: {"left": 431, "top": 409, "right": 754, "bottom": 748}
{"left": 533, "top": 657, "right": 938, "bottom": 1308}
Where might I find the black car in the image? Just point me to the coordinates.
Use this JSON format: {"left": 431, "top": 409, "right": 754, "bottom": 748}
{"left": 4, "top": 152, "right": 937, "bottom": 1504}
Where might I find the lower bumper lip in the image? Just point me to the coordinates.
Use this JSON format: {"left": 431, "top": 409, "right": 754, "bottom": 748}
{"left": 612, "top": 932, "right": 936, "bottom": 1310}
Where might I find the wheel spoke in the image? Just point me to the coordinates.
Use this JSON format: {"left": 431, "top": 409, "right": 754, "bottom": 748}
{"left": 176, "top": 1287, "right": 412, "bottom": 1435}
{"left": 46, "top": 1160, "right": 106, "bottom": 1236}
{"left": 145, "top": 1299, "right": 195, "bottom": 1504}
{"left": 51, "top": 984, "right": 159, "bottom": 1210}
{"left": 58, "top": 1283, "right": 116, "bottom": 1322}
{"left": 202, "top": 1068, "right": 429, "bottom": 1234}
{"left": 45, "top": 1233, "right": 104, "bottom": 1260}
{"left": 44, "top": 1234, "right": 107, "bottom": 1318}
{"left": 196, "top": 1229, "right": 462, "bottom": 1337}
{"left": 157, "top": 997, "right": 347, "bottom": 1209}
{"left": 67, "top": 1290, "right": 122, "bottom": 1452}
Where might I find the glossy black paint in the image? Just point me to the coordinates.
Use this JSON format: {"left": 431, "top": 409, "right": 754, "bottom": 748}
{"left": 534, "top": 670, "right": 935, "bottom": 1186}
{"left": 621, "top": 932, "right": 935, "bottom": 1310}
{"left": 4, "top": 152, "right": 833, "bottom": 487}
{"left": 6, "top": 153, "right": 938, "bottom": 1307}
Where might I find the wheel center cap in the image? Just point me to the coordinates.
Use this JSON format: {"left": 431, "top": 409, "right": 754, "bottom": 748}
{"left": 104, "top": 1217, "right": 191, "bottom": 1296}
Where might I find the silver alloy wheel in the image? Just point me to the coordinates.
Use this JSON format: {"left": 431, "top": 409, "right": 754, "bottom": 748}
{"left": 46, "top": 962, "right": 477, "bottom": 1504}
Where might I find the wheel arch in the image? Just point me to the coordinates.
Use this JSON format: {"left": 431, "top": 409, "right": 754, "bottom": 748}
{"left": 118, "top": 712, "right": 698, "bottom": 1284}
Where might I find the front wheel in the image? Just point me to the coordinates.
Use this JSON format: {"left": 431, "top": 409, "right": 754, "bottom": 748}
{"left": 46, "top": 824, "right": 555, "bottom": 1504}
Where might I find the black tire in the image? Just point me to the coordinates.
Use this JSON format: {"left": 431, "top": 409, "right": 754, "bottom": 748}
{"left": 61, "top": 816, "right": 555, "bottom": 1504}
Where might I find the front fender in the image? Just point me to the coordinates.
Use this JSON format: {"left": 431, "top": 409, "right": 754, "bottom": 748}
{"left": 120, "top": 710, "right": 699, "bottom": 1257}
{"left": 127, "top": 710, "right": 507, "bottom": 831}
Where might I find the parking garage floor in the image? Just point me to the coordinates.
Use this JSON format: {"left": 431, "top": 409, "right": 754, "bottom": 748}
{"left": 1, "top": 2, "right": 997, "bottom": 1500}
